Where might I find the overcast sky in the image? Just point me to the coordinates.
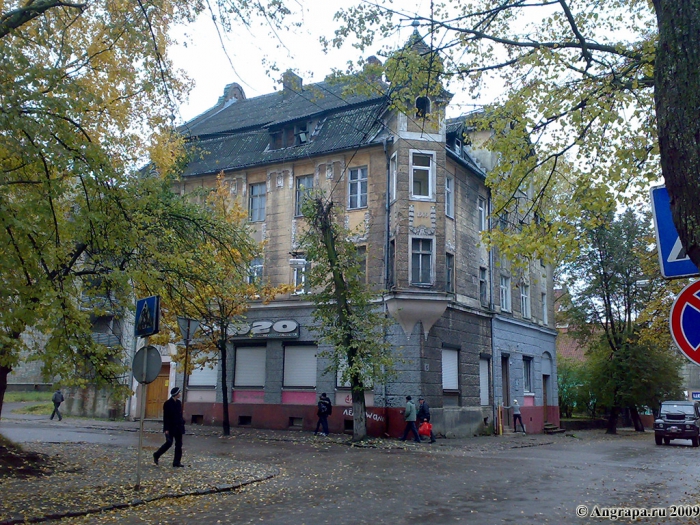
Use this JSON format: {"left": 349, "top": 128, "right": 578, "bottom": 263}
{"left": 169, "top": 1, "right": 485, "bottom": 124}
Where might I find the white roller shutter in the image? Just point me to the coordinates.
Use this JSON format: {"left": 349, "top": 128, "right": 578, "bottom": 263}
{"left": 234, "top": 347, "right": 266, "bottom": 387}
{"left": 442, "top": 348, "right": 459, "bottom": 390}
{"left": 479, "top": 358, "right": 490, "bottom": 406}
{"left": 188, "top": 353, "right": 218, "bottom": 386}
{"left": 284, "top": 346, "right": 317, "bottom": 387}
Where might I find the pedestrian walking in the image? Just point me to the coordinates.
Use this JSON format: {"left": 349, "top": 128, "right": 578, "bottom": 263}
{"left": 417, "top": 396, "right": 436, "bottom": 443}
{"left": 399, "top": 395, "right": 421, "bottom": 443}
{"left": 504, "top": 399, "right": 525, "bottom": 433}
{"left": 314, "top": 392, "right": 333, "bottom": 436}
{"left": 50, "top": 389, "right": 64, "bottom": 421}
{"left": 153, "top": 387, "right": 186, "bottom": 468}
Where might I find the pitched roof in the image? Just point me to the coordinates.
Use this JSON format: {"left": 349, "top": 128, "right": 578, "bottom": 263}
{"left": 179, "top": 78, "right": 389, "bottom": 177}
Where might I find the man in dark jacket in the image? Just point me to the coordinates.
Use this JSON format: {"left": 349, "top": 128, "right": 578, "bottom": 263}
{"left": 153, "top": 387, "right": 186, "bottom": 467}
{"left": 417, "top": 397, "right": 436, "bottom": 443}
{"left": 314, "top": 392, "right": 332, "bottom": 436}
{"left": 50, "top": 389, "right": 64, "bottom": 421}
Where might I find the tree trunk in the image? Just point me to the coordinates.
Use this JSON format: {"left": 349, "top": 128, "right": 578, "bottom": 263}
{"left": 629, "top": 406, "right": 645, "bottom": 432}
{"left": 352, "top": 388, "right": 367, "bottom": 441}
{"left": 0, "top": 365, "right": 10, "bottom": 420}
{"left": 219, "top": 337, "right": 230, "bottom": 436}
{"left": 653, "top": 1, "right": 700, "bottom": 268}
{"left": 606, "top": 406, "right": 619, "bottom": 434}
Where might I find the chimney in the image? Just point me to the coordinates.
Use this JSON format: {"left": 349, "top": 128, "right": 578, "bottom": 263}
{"left": 364, "top": 56, "right": 383, "bottom": 83}
{"left": 217, "top": 82, "right": 246, "bottom": 106}
{"left": 282, "top": 70, "right": 303, "bottom": 98}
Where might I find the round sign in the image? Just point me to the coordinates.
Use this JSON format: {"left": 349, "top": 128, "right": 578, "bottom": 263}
{"left": 670, "top": 280, "right": 700, "bottom": 365}
{"left": 132, "top": 345, "right": 162, "bottom": 384}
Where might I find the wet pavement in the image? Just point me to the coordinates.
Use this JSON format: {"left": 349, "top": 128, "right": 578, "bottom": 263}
{"left": 2, "top": 404, "right": 700, "bottom": 524}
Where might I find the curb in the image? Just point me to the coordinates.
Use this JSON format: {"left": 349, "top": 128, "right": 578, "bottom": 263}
{"left": 0, "top": 471, "right": 277, "bottom": 525}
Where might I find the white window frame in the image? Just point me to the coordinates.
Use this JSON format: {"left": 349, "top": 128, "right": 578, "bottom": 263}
{"left": 479, "top": 267, "right": 488, "bottom": 306}
{"left": 295, "top": 174, "right": 313, "bottom": 217}
{"left": 248, "top": 257, "right": 263, "bottom": 285}
{"left": 445, "top": 176, "right": 454, "bottom": 218}
{"left": 410, "top": 237, "right": 433, "bottom": 285}
{"left": 500, "top": 275, "right": 512, "bottom": 312}
{"left": 283, "top": 346, "right": 317, "bottom": 388}
{"left": 442, "top": 348, "right": 459, "bottom": 391}
{"left": 248, "top": 182, "right": 266, "bottom": 222}
{"left": 292, "top": 262, "right": 307, "bottom": 295}
{"left": 409, "top": 150, "right": 435, "bottom": 200}
{"left": 390, "top": 153, "right": 397, "bottom": 203}
{"left": 445, "top": 252, "right": 455, "bottom": 293}
{"left": 523, "top": 357, "right": 533, "bottom": 393}
{"left": 234, "top": 347, "right": 266, "bottom": 387}
{"left": 542, "top": 291, "right": 549, "bottom": 325}
{"left": 348, "top": 166, "right": 368, "bottom": 210}
{"left": 477, "top": 197, "right": 486, "bottom": 231}
{"left": 521, "top": 283, "right": 531, "bottom": 319}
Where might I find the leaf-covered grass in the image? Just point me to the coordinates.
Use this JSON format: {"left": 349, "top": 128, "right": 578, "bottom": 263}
{"left": 4, "top": 391, "right": 52, "bottom": 403}
{"left": 12, "top": 403, "right": 53, "bottom": 415}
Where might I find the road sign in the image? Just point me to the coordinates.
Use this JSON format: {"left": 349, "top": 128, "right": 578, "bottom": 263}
{"left": 670, "top": 280, "right": 700, "bottom": 365}
{"left": 134, "top": 296, "right": 160, "bottom": 337}
{"left": 650, "top": 186, "right": 700, "bottom": 279}
{"left": 132, "top": 345, "right": 162, "bottom": 384}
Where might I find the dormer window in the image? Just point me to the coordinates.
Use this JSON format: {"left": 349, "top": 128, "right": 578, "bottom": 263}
{"left": 416, "top": 96, "right": 431, "bottom": 118}
{"left": 269, "top": 121, "right": 315, "bottom": 150}
{"left": 295, "top": 122, "right": 309, "bottom": 145}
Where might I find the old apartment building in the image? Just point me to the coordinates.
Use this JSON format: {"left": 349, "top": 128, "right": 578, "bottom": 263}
{"left": 166, "top": 39, "right": 558, "bottom": 437}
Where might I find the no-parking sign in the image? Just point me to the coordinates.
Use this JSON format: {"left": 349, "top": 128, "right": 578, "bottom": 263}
{"left": 670, "top": 280, "right": 700, "bottom": 365}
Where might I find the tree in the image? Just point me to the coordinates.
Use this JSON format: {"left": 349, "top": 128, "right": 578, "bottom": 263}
{"left": 0, "top": 1, "right": 293, "bottom": 419}
{"left": 329, "top": 1, "right": 700, "bottom": 270}
{"left": 562, "top": 206, "right": 683, "bottom": 433}
{"left": 300, "top": 194, "right": 394, "bottom": 441}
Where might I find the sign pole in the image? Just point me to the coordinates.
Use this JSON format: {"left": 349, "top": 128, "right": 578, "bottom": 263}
{"left": 135, "top": 339, "right": 149, "bottom": 490}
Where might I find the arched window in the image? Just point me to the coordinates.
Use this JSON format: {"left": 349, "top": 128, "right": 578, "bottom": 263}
{"left": 416, "top": 96, "right": 431, "bottom": 118}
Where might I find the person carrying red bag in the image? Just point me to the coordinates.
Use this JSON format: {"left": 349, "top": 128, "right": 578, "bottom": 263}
{"left": 417, "top": 397, "right": 436, "bottom": 443}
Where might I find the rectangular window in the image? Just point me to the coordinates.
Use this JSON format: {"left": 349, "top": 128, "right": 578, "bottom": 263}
{"left": 188, "top": 353, "right": 218, "bottom": 387}
{"left": 387, "top": 239, "right": 395, "bottom": 288}
{"left": 390, "top": 154, "right": 397, "bottom": 202}
{"left": 478, "top": 197, "right": 486, "bottom": 231}
{"left": 500, "top": 275, "right": 512, "bottom": 312}
{"left": 411, "top": 238, "right": 432, "bottom": 284}
{"left": 292, "top": 262, "right": 307, "bottom": 295}
{"left": 446, "top": 253, "right": 455, "bottom": 293}
{"left": 249, "top": 182, "right": 266, "bottom": 222}
{"left": 348, "top": 167, "right": 368, "bottom": 209}
{"left": 283, "top": 346, "right": 317, "bottom": 388}
{"left": 248, "top": 257, "right": 263, "bottom": 285}
{"left": 521, "top": 283, "right": 531, "bottom": 318}
{"left": 410, "top": 151, "right": 434, "bottom": 199}
{"left": 234, "top": 347, "right": 266, "bottom": 387}
{"left": 542, "top": 292, "right": 548, "bottom": 325}
{"left": 479, "top": 358, "right": 490, "bottom": 406}
{"left": 445, "top": 176, "right": 454, "bottom": 218}
{"left": 523, "top": 357, "right": 532, "bottom": 393}
{"left": 295, "top": 174, "right": 313, "bottom": 216}
{"left": 442, "top": 348, "right": 459, "bottom": 391}
{"left": 479, "top": 267, "right": 488, "bottom": 306}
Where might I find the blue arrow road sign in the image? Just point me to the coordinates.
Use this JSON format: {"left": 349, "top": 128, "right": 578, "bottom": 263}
{"left": 650, "top": 186, "right": 699, "bottom": 279}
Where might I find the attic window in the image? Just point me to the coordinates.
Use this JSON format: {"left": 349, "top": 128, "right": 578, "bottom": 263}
{"left": 295, "top": 122, "right": 309, "bottom": 145}
{"left": 270, "top": 121, "right": 314, "bottom": 150}
{"left": 416, "top": 96, "right": 431, "bottom": 118}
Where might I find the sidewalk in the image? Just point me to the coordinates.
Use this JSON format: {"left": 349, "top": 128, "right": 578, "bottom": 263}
{"left": 0, "top": 407, "right": 644, "bottom": 525}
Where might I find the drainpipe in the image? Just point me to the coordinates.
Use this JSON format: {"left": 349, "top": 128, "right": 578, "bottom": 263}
{"left": 382, "top": 135, "right": 394, "bottom": 436}
{"left": 487, "top": 191, "right": 497, "bottom": 433}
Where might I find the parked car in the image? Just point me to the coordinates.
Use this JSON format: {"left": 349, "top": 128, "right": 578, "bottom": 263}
{"left": 654, "top": 401, "right": 700, "bottom": 447}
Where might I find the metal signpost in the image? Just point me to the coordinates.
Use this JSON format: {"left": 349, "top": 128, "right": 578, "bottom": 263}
{"left": 650, "top": 186, "right": 700, "bottom": 279}
{"left": 132, "top": 296, "right": 161, "bottom": 491}
{"left": 669, "top": 280, "right": 700, "bottom": 366}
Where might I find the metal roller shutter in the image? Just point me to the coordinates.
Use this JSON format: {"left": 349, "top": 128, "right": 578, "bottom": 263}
{"left": 234, "top": 347, "right": 266, "bottom": 387}
{"left": 283, "top": 346, "right": 317, "bottom": 387}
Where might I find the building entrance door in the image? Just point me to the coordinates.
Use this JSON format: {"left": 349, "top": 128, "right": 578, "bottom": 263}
{"left": 501, "top": 355, "right": 511, "bottom": 430}
{"left": 145, "top": 364, "right": 170, "bottom": 419}
{"left": 543, "top": 374, "right": 550, "bottom": 423}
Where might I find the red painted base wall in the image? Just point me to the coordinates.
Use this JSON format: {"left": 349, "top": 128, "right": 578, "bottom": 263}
{"left": 518, "top": 406, "right": 561, "bottom": 434}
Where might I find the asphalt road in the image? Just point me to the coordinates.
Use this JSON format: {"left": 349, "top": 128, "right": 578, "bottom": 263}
{"left": 2, "top": 405, "right": 700, "bottom": 525}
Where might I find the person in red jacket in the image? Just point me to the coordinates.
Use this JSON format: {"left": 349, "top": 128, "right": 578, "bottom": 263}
{"left": 153, "top": 387, "right": 186, "bottom": 467}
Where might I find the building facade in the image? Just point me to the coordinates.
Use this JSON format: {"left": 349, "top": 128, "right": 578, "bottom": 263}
{"left": 154, "top": 43, "right": 558, "bottom": 437}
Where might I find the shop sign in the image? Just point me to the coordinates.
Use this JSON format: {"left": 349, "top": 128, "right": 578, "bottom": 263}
{"left": 230, "top": 319, "right": 300, "bottom": 340}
